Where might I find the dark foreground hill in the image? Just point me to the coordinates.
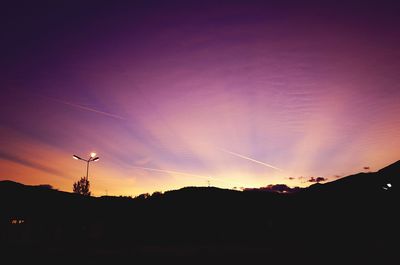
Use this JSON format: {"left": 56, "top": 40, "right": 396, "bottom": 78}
{"left": 1, "top": 161, "right": 399, "bottom": 264}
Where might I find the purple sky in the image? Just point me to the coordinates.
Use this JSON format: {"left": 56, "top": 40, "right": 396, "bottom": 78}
{"left": 1, "top": 1, "right": 400, "bottom": 196}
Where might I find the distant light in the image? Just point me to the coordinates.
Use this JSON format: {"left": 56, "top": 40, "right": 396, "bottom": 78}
{"left": 10, "top": 219, "right": 25, "bottom": 225}
{"left": 90, "top": 152, "right": 97, "bottom": 158}
{"left": 383, "top": 187, "right": 388, "bottom": 190}
{"left": 387, "top": 183, "right": 392, "bottom": 188}
{"left": 92, "top": 157, "right": 99, "bottom": 162}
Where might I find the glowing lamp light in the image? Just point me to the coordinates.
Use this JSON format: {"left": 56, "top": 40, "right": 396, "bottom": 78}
{"left": 387, "top": 183, "right": 392, "bottom": 188}
{"left": 90, "top": 152, "right": 97, "bottom": 158}
{"left": 92, "top": 157, "right": 100, "bottom": 162}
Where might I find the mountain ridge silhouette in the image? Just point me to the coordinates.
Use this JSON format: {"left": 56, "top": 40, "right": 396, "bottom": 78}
{"left": 1, "top": 160, "right": 398, "bottom": 264}
{"left": 2, "top": 160, "right": 398, "bottom": 198}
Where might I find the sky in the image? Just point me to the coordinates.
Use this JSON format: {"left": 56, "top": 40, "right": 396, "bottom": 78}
{"left": 1, "top": 0, "right": 399, "bottom": 196}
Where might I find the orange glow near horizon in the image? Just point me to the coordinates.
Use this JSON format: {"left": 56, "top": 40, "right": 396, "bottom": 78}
{"left": 1, "top": 1, "right": 400, "bottom": 196}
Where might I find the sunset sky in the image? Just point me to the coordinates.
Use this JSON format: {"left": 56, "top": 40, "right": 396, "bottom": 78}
{"left": 1, "top": 1, "right": 399, "bottom": 196}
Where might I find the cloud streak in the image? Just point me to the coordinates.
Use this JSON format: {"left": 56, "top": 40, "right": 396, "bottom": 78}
{"left": 0, "top": 151, "right": 68, "bottom": 178}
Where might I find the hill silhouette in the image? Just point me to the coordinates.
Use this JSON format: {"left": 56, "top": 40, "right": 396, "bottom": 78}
{"left": 1, "top": 161, "right": 399, "bottom": 264}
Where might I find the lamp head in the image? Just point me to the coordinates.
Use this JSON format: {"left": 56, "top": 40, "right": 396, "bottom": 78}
{"left": 73, "top": 155, "right": 82, "bottom": 160}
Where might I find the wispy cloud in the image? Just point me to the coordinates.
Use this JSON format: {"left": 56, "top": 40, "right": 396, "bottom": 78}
{"left": 0, "top": 151, "right": 68, "bottom": 178}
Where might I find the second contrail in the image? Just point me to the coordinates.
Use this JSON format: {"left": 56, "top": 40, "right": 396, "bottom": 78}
{"left": 219, "top": 148, "right": 283, "bottom": 171}
{"left": 44, "top": 96, "right": 126, "bottom": 120}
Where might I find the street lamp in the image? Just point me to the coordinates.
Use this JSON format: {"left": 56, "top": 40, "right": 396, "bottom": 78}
{"left": 72, "top": 152, "right": 100, "bottom": 180}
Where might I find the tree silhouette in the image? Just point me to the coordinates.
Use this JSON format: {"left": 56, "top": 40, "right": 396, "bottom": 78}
{"left": 151, "top": 191, "right": 163, "bottom": 198}
{"left": 73, "top": 177, "right": 91, "bottom": 196}
{"left": 135, "top": 193, "right": 150, "bottom": 200}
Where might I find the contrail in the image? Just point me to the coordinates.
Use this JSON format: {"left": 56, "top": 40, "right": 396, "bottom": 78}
{"left": 219, "top": 148, "right": 283, "bottom": 171}
{"left": 44, "top": 96, "right": 126, "bottom": 120}
{"left": 131, "top": 166, "right": 244, "bottom": 186}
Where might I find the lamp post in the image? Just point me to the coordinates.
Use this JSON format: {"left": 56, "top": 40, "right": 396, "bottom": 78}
{"left": 72, "top": 152, "right": 99, "bottom": 180}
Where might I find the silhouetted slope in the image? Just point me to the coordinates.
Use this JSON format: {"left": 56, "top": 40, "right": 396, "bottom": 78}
{"left": 378, "top": 159, "right": 400, "bottom": 175}
{"left": 294, "top": 161, "right": 399, "bottom": 256}
{"left": 1, "top": 161, "right": 399, "bottom": 263}
{"left": 306, "top": 160, "right": 399, "bottom": 194}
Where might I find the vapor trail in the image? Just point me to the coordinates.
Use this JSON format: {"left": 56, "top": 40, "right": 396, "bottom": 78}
{"left": 44, "top": 97, "right": 126, "bottom": 120}
{"left": 131, "top": 166, "right": 244, "bottom": 186}
{"left": 220, "top": 148, "right": 283, "bottom": 171}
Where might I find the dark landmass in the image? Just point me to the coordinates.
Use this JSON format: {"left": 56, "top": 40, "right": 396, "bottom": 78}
{"left": 1, "top": 161, "right": 399, "bottom": 264}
